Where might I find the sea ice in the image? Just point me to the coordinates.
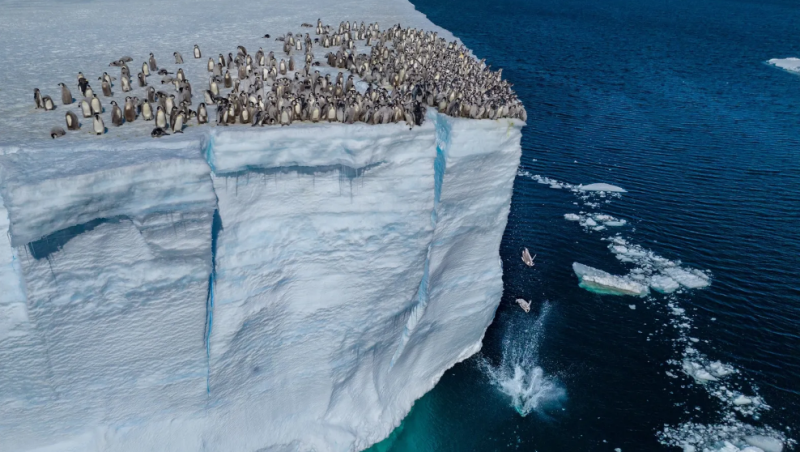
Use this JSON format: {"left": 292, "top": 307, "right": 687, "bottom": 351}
{"left": 572, "top": 262, "right": 649, "bottom": 297}
{"left": 767, "top": 57, "right": 800, "bottom": 74}
{"left": 578, "top": 183, "right": 627, "bottom": 192}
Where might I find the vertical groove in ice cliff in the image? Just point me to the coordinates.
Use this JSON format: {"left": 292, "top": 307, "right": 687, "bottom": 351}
{"left": 205, "top": 209, "right": 222, "bottom": 394}
{"left": 390, "top": 115, "right": 451, "bottom": 370}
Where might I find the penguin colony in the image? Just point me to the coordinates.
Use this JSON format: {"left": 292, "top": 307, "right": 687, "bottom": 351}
{"left": 33, "top": 19, "right": 525, "bottom": 138}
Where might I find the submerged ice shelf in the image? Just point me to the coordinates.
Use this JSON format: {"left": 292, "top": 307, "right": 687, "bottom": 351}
{"left": 0, "top": 112, "right": 523, "bottom": 452}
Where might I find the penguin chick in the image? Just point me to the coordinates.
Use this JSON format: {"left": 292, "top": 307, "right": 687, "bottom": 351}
{"left": 151, "top": 127, "right": 170, "bottom": 138}
{"left": 65, "top": 111, "right": 80, "bottom": 130}
{"left": 50, "top": 127, "right": 66, "bottom": 138}
{"left": 110, "top": 101, "right": 124, "bottom": 126}
{"left": 42, "top": 95, "right": 56, "bottom": 111}
{"left": 174, "top": 52, "right": 184, "bottom": 64}
{"left": 58, "top": 83, "right": 73, "bottom": 105}
{"left": 92, "top": 114, "right": 105, "bottom": 135}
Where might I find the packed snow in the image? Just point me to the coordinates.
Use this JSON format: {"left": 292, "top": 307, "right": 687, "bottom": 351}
{"left": 0, "top": 0, "right": 524, "bottom": 450}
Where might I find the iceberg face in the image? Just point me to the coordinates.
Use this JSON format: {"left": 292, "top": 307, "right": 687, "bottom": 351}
{"left": 0, "top": 113, "right": 522, "bottom": 451}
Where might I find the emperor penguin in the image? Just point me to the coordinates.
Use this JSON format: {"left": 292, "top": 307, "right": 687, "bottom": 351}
{"left": 142, "top": 61, "right": 150, "bottom": 77}
{"left": 50, "top": 127, "right": 66, "bottom": 138}
{"left": 223, "top": 71, "right": 232, "bottom": 88}
{"left": 207, "top": 58, "right": 215, "bottom": 72}
{"left": 65, "top": 110, "right": 80, "bottom": 130}
{"left": 165, "top": 94, "right": 175, "bottom": 116}
{"left": 110, "top": 101, "right": 124, "bottom": 126}
{"left": 177, "top": 68, "right": 186, "bottom": 82}
{"left": 124, "top": 97, "right": 137, "bottom": 122}
{"left": 101, "top": 79, "right": 113, "bottom": 96}
{"left": 42, "top": 95, "right": 56, "bottom": 111}
{"left": 171, "top": 112, "right": 185, "bottom": 133}
{"left": 174, "top": 52, "right": 184, "bottom": 64}
{"left": 84, "top": 85, "right": 94, "bottom": 99}
{"left": 148, "top": 53, "right": 158, "bottom": 71}
{"left": 193, "top": 44, "right": 201, "bottom": 59}
{"left": 151, "top": 127, "right": 169, "bottom": 138}
{"left": 147, "top": 86, "right": 156, "bottom": 103}
{"left": 80, "top": 99, "right": 92, "bottom": 118}
{"left": 34, "top": 88, "right": 43, "bottom": 109}
{"left": 138, "top": 72, "right": 147, "bottom": 87}
{"left": 92, "top": 113, "right": 105, "bottom": 135}
{"left": 58, "top": 83, "right": 73, "bottom": 105}
{"left": 90, "top": 94, "right": 103, "bottom": 114}
{"left": 156, "top": 106, "right": 167, "bottom": 128}
{"left": 197, "top": 102, "right": 208, "bottom": 124}
{"left": 121, "top": 76, "right": 132, "bottom": 92}
{"left": 141, "top": 100, "right": 154, "bottom": 120}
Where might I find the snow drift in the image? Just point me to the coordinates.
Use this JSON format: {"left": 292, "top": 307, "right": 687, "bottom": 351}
{"left": 0, "top": 112, "right": 523, "bottom": 452}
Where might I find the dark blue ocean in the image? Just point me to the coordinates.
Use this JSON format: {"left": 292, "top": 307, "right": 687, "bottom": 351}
{"left": 369, "top": 0, "right": 800, "bottom": 450}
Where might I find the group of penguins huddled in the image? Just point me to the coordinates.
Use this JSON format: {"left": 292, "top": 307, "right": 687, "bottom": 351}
{"left": 34, "top": 18, "right": 525, "bottom": 139}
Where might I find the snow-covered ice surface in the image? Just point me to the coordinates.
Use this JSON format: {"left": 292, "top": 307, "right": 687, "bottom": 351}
{"left": 767, "top": 57, "right": 800, "bottom": 74}
{"left": 520, "top": 171, "right": 793, "bottom": 452}
{"left": 0, "top": 0, "right": 524, "bottom": 451}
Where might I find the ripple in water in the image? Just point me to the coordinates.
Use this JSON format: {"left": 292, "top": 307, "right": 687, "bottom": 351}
{"left": 480, "top": 302, "right": 565, "bottom": 417}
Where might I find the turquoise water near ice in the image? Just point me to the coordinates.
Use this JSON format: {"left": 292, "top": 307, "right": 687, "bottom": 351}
{"left": 369, "top": 0, "right": 800, "bottom": 449}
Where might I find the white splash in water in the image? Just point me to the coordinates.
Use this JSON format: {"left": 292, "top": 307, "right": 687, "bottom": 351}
{"left": 481, "top": 302, "right": 565, "bottom": 417}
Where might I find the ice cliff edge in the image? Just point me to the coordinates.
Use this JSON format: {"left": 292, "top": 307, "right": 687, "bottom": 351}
{"left": 0, "top": 112, "right": 522, "bottom": 452}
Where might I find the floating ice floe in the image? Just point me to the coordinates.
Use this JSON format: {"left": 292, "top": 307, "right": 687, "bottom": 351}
{"left": 578, "top": 183, "right": 627, "bottom": 193}
{"left": 572, "top": 262, "right": 649, "bottom": 297}
{"left": 767, "top": 57, "right": 800, "bottom": 74}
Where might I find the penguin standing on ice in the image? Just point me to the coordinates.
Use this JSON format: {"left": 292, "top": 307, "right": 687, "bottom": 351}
{"left": 34, "top": 88, "right": 44, "bottom": 108}
{"left": 156, "top": 106, "right": 167, "bottom": 128}
{"left": 110, "top": 101, "right": 124, "bottom": 126}
{"left": 148, "top": 53, "right": 158, "bottom": 71}
{"left": 80, "top": 99, "right": 92, "bottom": 118}
{"left": 90, "top": 94, "right": 103, "bottom": 114}
{"left": 197, "top": 102, "right": 208, "bottom": 124}
{"left": 65, "top": 111, "right": 80, "bottom": 130}
{"left": 58, "top": 83, "right": 73, "bottom": 104}
{"left": 124, "top": 97, "right": 137, "bottom": 123}
{"left": 194, "top": 45, "right": 202, "bottom": 58}
{"left": 171, "top": 112, "right": 185, "bottom": 133}
{"left": 174, "top": 52, "right": 184, "bottom": 64}
{"left": 42, "top": 95, "right": 56, "bottom": 110}
{"left": 92, "top": 113, "right": 105, "bottom": 135}
{"left": 50, "top": 127, "right": 66, "bottom": 138}
{"left": 141, "top": 99, "right": 154, "bottom": 120}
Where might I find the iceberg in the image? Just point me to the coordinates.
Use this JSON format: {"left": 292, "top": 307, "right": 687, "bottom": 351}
{"left": 767, "top": 57, "right": 800, "bottom": 74}
{"left": 0, "top": 111, "right": 522, "bottom": 451}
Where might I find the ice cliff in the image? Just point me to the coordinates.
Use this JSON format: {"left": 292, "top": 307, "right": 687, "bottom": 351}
{"left": 0, "top": 112, "right": 522, "bottom": 451}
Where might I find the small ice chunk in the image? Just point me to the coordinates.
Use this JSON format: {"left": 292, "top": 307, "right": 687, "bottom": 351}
{"left": 564, "top": 213, "right": 581, "bottom": 221}
{"left": 572, "top": 263, "right": 649, "bottom": 297}
{"left": 629, "top": 304, "right": 636, "bottom": 310}
{"left": 578, "top": 183, "right": 627, "bottom": 192}
{"left": 744, "top": 435, "right": 783, "bottom": 452}
{"left": 650, "top": 275, "right": 681, "bottom": 294}
{"left": 682, "top": 360, "right": 718, "bottom": 382}
{"left": 707, "top": 361, "right": 735, "bottom": 378}
{"left": 594, "top": 214, "right": 615, "bottom": 222}
{"left": 603, "top": 220, "right": 627, "bottom": 227}
{"left": 584, "top": 218, "right": 598, "bottom": 227}
{"left": 734, "top": 395, "right": 753, "bottom": 406}
{"left": 663, "top": 267, "right": 710, "bottom": 289}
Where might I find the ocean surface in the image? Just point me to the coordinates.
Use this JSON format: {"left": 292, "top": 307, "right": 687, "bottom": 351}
{"left": 369, "top": 0, "right": 800, "bottom": 450}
